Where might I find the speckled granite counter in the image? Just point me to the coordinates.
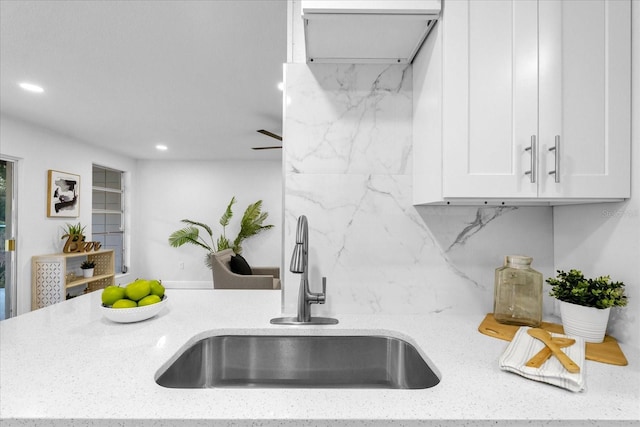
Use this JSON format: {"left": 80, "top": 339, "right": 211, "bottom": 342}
{"left": 1, "top": 290, "right": 638, "bottom": 426}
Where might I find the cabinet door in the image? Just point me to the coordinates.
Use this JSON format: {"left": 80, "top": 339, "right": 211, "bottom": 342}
{"left": 538, "top": 0, "right": 630, "bottom": 199}
{"left": 442, "top": 0, "right": 538, "bottom": 199}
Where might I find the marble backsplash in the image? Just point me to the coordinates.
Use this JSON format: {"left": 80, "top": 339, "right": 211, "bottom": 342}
{"left": 282, "top": 63, "right": 554, "bottom": 317}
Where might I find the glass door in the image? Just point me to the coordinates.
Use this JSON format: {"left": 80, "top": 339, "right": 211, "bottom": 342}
{"left": 0, "top": 159, "right": 17, "bottom": 320}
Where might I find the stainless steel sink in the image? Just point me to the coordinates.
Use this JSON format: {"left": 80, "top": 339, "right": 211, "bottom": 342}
{"left": 156, "top": 335, "right": 440, "bottom": 389}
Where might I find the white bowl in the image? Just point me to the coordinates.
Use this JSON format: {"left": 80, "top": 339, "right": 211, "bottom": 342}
{"left": 101, "top": 296, "right": 168, "bottom": 323}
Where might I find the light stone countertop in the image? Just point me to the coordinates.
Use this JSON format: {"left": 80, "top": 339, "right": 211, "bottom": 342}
{"left": 1, "top": 290, "right": 638, "bottom": 426}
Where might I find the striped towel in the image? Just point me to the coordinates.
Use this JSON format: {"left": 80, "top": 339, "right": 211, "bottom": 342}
{"left": 499, "top": 326, "right": 586, "bottom": 392}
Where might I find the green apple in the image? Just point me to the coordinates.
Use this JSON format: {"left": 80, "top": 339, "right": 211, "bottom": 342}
{"left": 101, "top": 286, "right": 125, "bottom": 306}
{"left": 124, "top": 279, "right": 151, "bottom": 302}
{"left": 138, "top": 294, "right": 161, "bottom": 307}
{"left": 149, "top": 279, "right": 165, "bottom": 298}
{"left": 112, "top": 299, "right": 137, "bottom": 309}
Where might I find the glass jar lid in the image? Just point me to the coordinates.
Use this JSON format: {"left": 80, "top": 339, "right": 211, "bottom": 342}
{"left": 505, "top": 255, "right": 533, "bottom": 267}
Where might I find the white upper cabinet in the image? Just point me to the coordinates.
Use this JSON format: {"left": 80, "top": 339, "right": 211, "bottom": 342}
{"left": 413, "top": 0, "right": 631, "bottom": 205}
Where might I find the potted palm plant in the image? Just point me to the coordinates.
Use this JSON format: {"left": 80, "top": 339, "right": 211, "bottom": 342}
{"left": 546, "top": 269, "right": 628, "bottom": 343}
{"left": 168, "top": 197, "right": 273, "bottom": 269}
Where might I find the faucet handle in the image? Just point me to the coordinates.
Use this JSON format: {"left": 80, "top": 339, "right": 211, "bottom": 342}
{"left": 318, "top": 277, "right": 327, "bottom": 304}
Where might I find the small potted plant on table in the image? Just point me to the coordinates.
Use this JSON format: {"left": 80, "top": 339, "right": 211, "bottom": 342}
{"left": 81, "top": 260, "right": 96, "bottom": 278}
{"left": 547, "top": 269, "right": 628, "bottom": 343}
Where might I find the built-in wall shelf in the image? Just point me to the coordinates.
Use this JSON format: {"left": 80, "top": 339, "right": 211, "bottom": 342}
{"left": 65, "top": 273, "right": 115, "bottom": 290}
{"left": 31, "top": 250, "right": 115, "bottom": 310}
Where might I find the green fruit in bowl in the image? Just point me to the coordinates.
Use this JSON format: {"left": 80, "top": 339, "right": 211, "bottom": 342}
{"left": 149, "top": 280, "right": 165, "bottom": 298}
{"left": 125, "top": 279, "right": 151, "bottom": 301}
{"left": 112, "top": 299, "right": 137, "bottom": 309}
{"left": 138, "top": 294, "right": 162, "bottom": 307}
{"left": 101, "top": 286, "right": 125, "bottom": 306}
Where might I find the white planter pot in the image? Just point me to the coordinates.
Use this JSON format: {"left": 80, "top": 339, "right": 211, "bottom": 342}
{"left": 82, "top": 268, "right": 95, "bottom": 278}
{"left": 559, "top": 300, "right": 611, "bottom": 343}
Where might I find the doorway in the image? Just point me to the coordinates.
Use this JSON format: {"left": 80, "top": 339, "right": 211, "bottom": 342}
{"left": 0, "top": 159, "right": 17, "bottom": 320}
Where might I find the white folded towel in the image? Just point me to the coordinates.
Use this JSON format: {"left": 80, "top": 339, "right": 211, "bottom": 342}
{"left": 499, "top": 326, "right": 586, "bottom": 392}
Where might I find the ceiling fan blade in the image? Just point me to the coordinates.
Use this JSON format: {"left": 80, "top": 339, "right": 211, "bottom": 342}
{"left": 257, "top": 129, "right": 283, "bottom": 141}
{"left": 251, "top": 146, "right": 282, "bottom": 150}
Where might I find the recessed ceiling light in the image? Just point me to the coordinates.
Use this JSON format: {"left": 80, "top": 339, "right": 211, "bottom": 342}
{"left": 155, "top": 144, "right": 168, "bottom": 151}
{"left": 18, "top": 82, "right": 44, "bottom": 93}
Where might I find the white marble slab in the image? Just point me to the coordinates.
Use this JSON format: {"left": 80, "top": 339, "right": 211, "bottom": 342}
{"left": 282, "top": 63, "right": 554, "bottom": 319}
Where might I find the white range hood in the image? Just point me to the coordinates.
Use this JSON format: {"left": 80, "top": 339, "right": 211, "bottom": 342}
{"left": 301, "top": 0, "right": 441, "bottom": 64}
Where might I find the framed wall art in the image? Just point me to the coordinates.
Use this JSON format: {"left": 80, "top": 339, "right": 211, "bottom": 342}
{"left": 47, "top": 170, "right": 80, "bottom": 218}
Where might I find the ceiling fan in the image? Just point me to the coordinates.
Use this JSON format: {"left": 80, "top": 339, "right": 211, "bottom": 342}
{"left": 253, "top": 129, "right": 282, "bottom": 150}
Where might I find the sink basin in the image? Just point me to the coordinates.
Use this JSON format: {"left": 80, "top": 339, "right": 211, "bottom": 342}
{"left": 156, "top": 335, "right": 440, "bottom": 389}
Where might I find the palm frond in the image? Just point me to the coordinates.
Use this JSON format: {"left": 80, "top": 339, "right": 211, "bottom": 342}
{"left": 217, "top": 235, "right": 231, "bottom": 251}
{"left": 232, "top": 200, "right": 274, "bottom": 253}
{"left": 168, "top": 226, "right": 213, "bottom": 252}
{"left": 219, "top": 197, "right": 236, "bottom": 227}
{"left": 180, "top": 219, "right": 213, "bottom": 237}
{"left": 241, "top": 200, "right": 263, "bottom": 224}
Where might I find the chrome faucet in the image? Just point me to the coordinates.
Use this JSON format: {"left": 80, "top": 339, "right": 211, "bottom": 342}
{"left": 270, "top": 215, "right": 338, "bottom": 325}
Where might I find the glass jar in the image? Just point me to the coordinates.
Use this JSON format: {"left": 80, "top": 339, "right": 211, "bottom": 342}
{"left": 493, "top": 255, "right": 543, "bottom": 327}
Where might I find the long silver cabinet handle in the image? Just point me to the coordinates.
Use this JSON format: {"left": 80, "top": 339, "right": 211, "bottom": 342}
{"left": 524, "top": 135, "right": 537, "bottom": 183}
{"left": 548, "top": 135, "right": 560, "bottom": 183}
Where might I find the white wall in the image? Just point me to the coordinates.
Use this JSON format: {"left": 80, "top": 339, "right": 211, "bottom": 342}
{"left": 133, "top": 160, "right": 282, "bottom": 288}
{"left": 553, "top": 4, "right": 640, "bottom": 348}
{"left": 0, "top": 113, "right": 137, "bottom": 315}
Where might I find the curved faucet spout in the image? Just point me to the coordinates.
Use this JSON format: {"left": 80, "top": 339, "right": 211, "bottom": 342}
{"left": 270, "top": 215, "right": 338, "bottom": 325}
{"left": 295, "top": 215, "right": 308, "bottom": 245}
{"left": 290, "top": 216, "right": 308, "bottom": 274}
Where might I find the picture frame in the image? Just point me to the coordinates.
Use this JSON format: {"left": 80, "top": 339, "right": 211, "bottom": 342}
{"left": 47, "top": 169, "right": 80, "bottom": 218}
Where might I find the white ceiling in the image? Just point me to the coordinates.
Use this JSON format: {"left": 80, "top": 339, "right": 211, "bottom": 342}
{"left": 0, "top": 0, "right": 287, "bottom": 160}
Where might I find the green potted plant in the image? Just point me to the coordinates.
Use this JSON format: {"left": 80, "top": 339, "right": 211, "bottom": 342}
{"left": 61, "top": 222, "right": 86, "bottom": 252}
{"left": 81, "top": 260, "right": 96, "bottom": 278}
{"left": 168, "top": 197, "right": 273, "bottom": 269}
{"left": 546, "top": 269, "right": 628, "bottom": 343}
{"left": 62, "top": 222, "right": 86, "bottom": 239}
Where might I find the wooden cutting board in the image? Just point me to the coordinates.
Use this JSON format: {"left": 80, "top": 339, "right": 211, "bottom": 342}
{"left": 478, "top": 313, "right": 628, "bottom": 366}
